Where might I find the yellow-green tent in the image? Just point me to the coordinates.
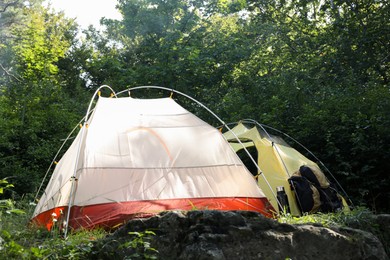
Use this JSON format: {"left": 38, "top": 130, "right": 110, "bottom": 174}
{"left": 223, "top": 121, "right": 344, "bottom": 216}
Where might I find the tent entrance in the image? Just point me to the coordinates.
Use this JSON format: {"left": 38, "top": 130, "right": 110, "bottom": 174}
{"left": 236, "top": 145, "right": 259, "bottom": 178}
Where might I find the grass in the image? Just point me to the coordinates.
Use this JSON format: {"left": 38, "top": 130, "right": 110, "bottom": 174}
{"left": 0, "top": 196, "right": 157, "bottom": 259}
{"left": 278, "top": 207, "right": 373, "bottom": 227}
{"left": 1, "top": 216, "right": 108, "bottom": 259}
{"left": 0, "top": 190, "right": 108, "bottom": 260}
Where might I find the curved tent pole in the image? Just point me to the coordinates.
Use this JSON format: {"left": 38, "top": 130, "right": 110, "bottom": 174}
{"left": 119, "top": 86, "right": 233, "bottom": 124}
{"left": 64, "top": 85, "right": 117, "bottom": 237}
{"left": 84, "top": 85, "right": 117, "bottom": 123}
{"left": 222, "top": 120, "right": 293, "bottom": 212}
{"left": 34, "top": 108, "right": 101, "bottom": 203}
{"left": 36, "top": 85, "right": 119, "bottom": 202}
{"left": 251, "top": 120, "right": 353, "bottom": 207}
{"left": 240, "top": 119, "right": 307, "bottom": 213}
{"left": 116, "top": 86, "right": 281, "bottom": 212}
{"left": 34, "top": 116, "right": 85, "bottom": 202}
{"left": 244, "top": 119, "right": 293, "bottom": 178}
{"left": 225, "top": 119, "right": 353, "bottom": 207}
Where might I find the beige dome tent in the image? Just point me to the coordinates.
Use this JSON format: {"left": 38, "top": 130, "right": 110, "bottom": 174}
{"left": 223, "top": 120, "right": 350, "bottom": 216}
{"left": 31, "top": 87, "right": 273, "bottom": 235}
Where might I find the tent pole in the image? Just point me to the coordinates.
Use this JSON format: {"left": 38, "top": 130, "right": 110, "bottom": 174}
{"left": 244, "top": 119, "right": 298, "bottom": 214}
{"left": 222, "top": 128, "right": 282, "bottom": 211}
{"left": 255, "top": 121, "right": 353, "bottom": 207}
{"left": 34, "top": 117, "right": 85, "bottom": 202}
{"left": 116, "top": 86, "right": 281, "bottom": 210}
{"left": 246, "top": 119, "right": 293, "bottom": 177}
{"left": 35, "top": 85, "right": 116, "bottom": 204}
{"left": 223, "top": 120, "right": 288, "bottom": 213}
{"left": 63, "top": 123, "right": 85, "bottom": 238}
{"left": 85, "top": 85, "right": 117, "bottom": 120}
{"left": 233, "top": 119, "right": 353, "bottom": 209}
{"left": 64, "top": 85, "right": 117, "bottom": 237}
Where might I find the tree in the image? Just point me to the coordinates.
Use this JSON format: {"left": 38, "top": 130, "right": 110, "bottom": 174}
{"left": 85, "top": 0, "right": 256, "bottom": 123}
{"left": 0, "top": 1, "right": 83, "bottom": 195}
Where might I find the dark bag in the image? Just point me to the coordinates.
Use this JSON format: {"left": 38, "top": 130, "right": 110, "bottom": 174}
{"left": 296, "top": 165, "right": 343, "bottom": 213}
{"left": 288, "top": 175, "right": 321, "bottom": 213}
{"left": 317, "top": 183, "right": 343, "bottom": 212}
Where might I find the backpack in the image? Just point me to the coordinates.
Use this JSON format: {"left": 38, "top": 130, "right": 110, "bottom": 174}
{"left": 289, "top": 165, "right": 343, "bottom": 214}
{"left": 288, "top": 175, "right": 321, "bottom": 213}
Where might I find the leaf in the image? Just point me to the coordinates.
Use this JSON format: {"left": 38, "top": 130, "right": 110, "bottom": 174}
{"left": 6, "top": 209, "right": 25, "bottom": 215}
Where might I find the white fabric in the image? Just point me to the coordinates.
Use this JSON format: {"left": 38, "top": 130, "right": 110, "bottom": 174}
{"left": 33, "top": 97, "right": 265, "bottom": 217}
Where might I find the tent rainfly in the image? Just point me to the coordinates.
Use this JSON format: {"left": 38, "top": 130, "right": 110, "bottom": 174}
{"left": 223, "top": 120, "right": 349, "bottom": 216}
{"left": 31, "top": 86, "right": 273, "bottom": 233}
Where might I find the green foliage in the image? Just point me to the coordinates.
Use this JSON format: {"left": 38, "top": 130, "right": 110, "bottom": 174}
{"left": 0, "top": 193, "right": 107, "bottom": 259}
{"left": 27, "top": 228, "right": 106, "bottom": 260}
{"left": 0, "top": 2, "right": 86, "bottom": 195}
{"left": 0, "top": 178, "right": 25, "bottom": 225}
{"left": 278, "top": 207, "right": 373, "bottom": 228}
{"left": 0, "top": 179, "right": 27, "bottom": 259}
{"left": 0, "top": 184, "right": 25, "bottom": 260}
{"left": 121, "top": 231, "right": 159, "bottom": 259}
{"left": 0, "top": 178, "right": 14, "bottom": 195}
{"left": 0, "top": 225, "right": 107, "bottom": 260}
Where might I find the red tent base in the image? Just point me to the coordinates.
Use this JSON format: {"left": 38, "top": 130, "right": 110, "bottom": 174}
{"left": 31, "top": 197, "right": 274, "bottom": 231}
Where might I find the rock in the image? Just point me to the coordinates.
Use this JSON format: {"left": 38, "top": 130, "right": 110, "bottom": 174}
{"left": 373, "top": 214, "right": 390, "bottom": 253}
{"left": 89, "top": 210, "right": 389, "bottom": 260}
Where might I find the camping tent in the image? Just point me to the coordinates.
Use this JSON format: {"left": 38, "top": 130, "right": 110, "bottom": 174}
{"left": 223, "top": 121, "right": 346, "bottom": 216}
{"left": 31, "top": 87, "right": 272, "bottom": 232}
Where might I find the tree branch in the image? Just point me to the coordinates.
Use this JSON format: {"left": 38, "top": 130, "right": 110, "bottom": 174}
{"left": 0, "top": 0, "right": 19, "bottom": 13}
{"left": 0, "top": 63, "right": 21, "bottom": 82}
